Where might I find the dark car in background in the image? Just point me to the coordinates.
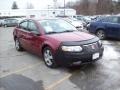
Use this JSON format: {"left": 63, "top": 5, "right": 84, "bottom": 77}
{"left": 13, "top": 18, "right": 104, "bottom": 68}
{"left": 88, "top": 16, "right": 120, "bottom": 39}
{"left": 0, "top": 19, "right": 4, "bottom": 27}
{"left": 3, "top": 18, "right": 18, "bottom": 27}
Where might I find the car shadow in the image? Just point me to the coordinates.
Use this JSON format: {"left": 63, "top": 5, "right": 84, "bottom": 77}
{"left": 0, "top": 74, "right": 44, "bottom": 90}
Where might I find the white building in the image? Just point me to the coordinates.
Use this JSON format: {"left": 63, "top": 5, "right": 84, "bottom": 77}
{"left": 0, "top": 9, "right": 76, "bottom": 18}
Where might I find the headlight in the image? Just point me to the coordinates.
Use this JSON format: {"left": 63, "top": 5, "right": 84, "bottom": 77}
{"left": 61, "top": 46, "right": 82, "bottom": 52}
{"left": 98, "top": 40, "right": 102, "bottom": 46}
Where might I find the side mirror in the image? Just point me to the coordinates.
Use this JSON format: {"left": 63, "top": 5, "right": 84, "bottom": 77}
{"left": 30, "top": 30, "right": 40, "bottom": 36}
{"left": 16, "top": 24, "right": 20, "bottom": 28}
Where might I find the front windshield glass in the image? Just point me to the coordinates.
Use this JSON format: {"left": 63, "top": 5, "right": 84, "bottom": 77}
{"left": 39, "top": 19, "right": 77, "bottom": 34}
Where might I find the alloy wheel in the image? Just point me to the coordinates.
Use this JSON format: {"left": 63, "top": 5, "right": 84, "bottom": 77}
{"left": 15, "top": 39, "right": 20, "bottom": 50}
{"left": 44, "top": 49, "right": 53, "bottom": 66}
{"left": 15, "top": 38, "right": 23, "bottom": 51}
{"left": 96, "top": 30, "right": 106, "bottom": 40}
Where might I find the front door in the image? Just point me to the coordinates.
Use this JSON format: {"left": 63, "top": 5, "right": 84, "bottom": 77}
{"left": 106, "top": 17, "right": 120, "bottom": 38}
{"left": 27, "top": 20, "right": 42, "bottom": 55}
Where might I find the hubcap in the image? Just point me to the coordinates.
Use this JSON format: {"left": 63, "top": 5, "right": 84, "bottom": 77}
{"left": 4, "top": 25, "right": 7, "bottom": 27}
{"left": 15, "top": 39, "right": 20, "bottom": 50}
{"left": 97, "top": 31, "right": 104, "bottom": 39}
{"left": 44, "top": 49, "right": 53, "bottom": 66}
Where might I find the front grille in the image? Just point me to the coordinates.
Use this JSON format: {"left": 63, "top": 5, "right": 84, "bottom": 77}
{"left": 83, "top": 42, "right": 99, "bottom": 50}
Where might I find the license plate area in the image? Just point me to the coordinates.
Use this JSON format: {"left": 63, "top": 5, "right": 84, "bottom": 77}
{"left": 92, "top": 53, "right": 100, "bottom": 60}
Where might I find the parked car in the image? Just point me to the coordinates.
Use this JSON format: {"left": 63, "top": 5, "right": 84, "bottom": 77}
{"left": 88, "top": 16, "right": 120, "bottom": 39}
{"left": 3, "top": 18, "right": 18, "bottom": 27}
{"left": 62, "top": 17, "right": 85, "bottom": 30}
{"left": 73, "top": 15, "right": 91, "bottom": 24}
{"left": 0, "top": 20, "right": 2, "bottom": 27}
{"left": 13, "top": 18, "right": 104, "bottom": 68}
{"left": 0, "top": 19, "right": 4, "bottom": 27}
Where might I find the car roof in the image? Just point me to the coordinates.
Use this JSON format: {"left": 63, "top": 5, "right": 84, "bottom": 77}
{"left": 20, "top": 18, "right": 61, "bottom": 22}
{"left": 107, "top": 15, "right": 120, "bottom": 18}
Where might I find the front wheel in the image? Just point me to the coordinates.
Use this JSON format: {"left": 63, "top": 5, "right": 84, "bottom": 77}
{"left": 43, "top": 47, "right": 57, "bottom": 68}
{"left": 96, "top": 30, "right": 106, "bottom": 40}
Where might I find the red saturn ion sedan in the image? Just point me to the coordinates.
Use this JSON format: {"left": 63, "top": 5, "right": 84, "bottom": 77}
{"left": 13, "top": 18, "right": 104, "bottom": 68}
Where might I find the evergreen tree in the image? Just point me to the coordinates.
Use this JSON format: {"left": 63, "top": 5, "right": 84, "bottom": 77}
{"left": 11, "top": 1, "right": 18, "bottom": 9}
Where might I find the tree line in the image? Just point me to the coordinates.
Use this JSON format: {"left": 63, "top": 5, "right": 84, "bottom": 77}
{"left": 66, "top": 0, "right": 120, "bottom": 15}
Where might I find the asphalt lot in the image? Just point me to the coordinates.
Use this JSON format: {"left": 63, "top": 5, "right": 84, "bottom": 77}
{"left": 0, "top": 27, "right": 120, "bottom": 90}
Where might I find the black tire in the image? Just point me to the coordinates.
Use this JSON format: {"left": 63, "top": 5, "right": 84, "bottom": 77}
{"left": 15, "top": 38, "right": 23, "bottom": 51}
{"left": 96, "top": 30, "right": 106, "bottom": 40}
{"left": 43, "top": 47, "right": 58, "bottom": 68}
{"left": 4, "top": 24, "right": 7, "bottom": 28}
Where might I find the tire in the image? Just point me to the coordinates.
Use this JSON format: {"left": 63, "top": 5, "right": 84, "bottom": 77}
{"left": 15, "top": 38, "right": 23, "bottom": 51}
{"left": 43, "top": 47, "right": 57, "bottom": 68}
{"left": 4, "top": 24, "right": 7, "bottom": 28}
{"left": 96, "top": 30, "right": 106, "bottom": 40}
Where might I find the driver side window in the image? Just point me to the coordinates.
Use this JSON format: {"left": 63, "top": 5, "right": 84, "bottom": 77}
{"left": 108, "top": 17, "right": 118, "bottom": 23}
{"left": 28, "top": 21, "right": 38, "bottom": 31}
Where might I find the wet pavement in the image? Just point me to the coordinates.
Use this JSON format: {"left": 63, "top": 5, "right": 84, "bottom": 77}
{"left": 0, "top": 27, "right": 120, "bottom": 90}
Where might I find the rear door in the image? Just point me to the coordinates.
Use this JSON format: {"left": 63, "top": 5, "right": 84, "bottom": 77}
{"left": 18, "top": 20, "right": 33, "bottom": 51}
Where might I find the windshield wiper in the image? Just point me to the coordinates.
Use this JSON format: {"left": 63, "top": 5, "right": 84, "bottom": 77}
{"left": 47, "top": 30, "right": 76, "bottom": 34}
{"left": 46, "top": 31, "right": 58, "bottom": 34}
{"left": 63, "top": 30, "right": 75, "bottom": 32}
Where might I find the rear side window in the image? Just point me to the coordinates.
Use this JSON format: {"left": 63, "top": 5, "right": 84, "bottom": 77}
{"left": 100, "top": 17, "right": 119, "bottom": 24}
{"left": 100, "top": 17, "right": 109, "bottom": 22}
{"left": 11, "top": 19, "right": 18, "bottom": 23}
{"left": 108, "top": 17, "right": 118, "bottom": 23}
{"left": 19, "top": 21, "right": 28, "bottom": 30}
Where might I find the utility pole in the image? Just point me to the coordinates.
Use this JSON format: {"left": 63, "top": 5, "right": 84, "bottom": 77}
{"left": 53, "top": 0, "right": 57, "bottom": 9}
{"left": 53, "top": 0, "right": 57, "bottom": 16}
{"left": 48, "top": 5, "right": 50, "bottom": 17}
{"left": 64, "top": 0, "right": 65, "bottom": 16}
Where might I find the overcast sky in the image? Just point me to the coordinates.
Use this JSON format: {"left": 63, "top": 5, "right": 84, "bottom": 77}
{"left": 0, "top": 0, "right": 118, "bottom": 10}
{"left": 0, "top": 0, "right": 77, "bottom": 10}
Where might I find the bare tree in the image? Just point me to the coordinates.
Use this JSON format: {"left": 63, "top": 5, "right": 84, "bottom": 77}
{"left": 80, "top": 0, "right": 89, "bottom": 15}
{"left": 114, "top": 0, "right": 120, "bottom": 14}
{"left": 26, "top": 2, "right": 34, "bottom": 9}
{"left": 67, "top": 0, "right": 118, "bottom": 15}
{"left": 96, "top": 0, "right": 113, "bottom": 14}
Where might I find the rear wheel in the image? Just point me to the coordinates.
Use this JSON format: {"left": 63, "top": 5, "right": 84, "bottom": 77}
{"left": 15, "top": 38, "right": 23, "bottom": 51}
{"left": 4, "top": 24, "right": 7, "bottom": 28}
{"left": 43, "top": 47, "right": 57, "bottom": 68}
{"left": 96, "top": 30, "right": 106, "bottom": 40}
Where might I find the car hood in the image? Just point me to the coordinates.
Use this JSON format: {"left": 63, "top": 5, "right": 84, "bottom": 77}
{"left": 47, "top": 31, "right": 95, "bottom": 42}
{"left": 71, "top": 21, "right": 83, "bottom": 27}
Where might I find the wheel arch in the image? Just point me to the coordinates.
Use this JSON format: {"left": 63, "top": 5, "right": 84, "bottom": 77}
{"left": 14, "top": 36, "right": 17, "bottom": 41}
{"left": 41, "top": 44, "right": 51, "bottom": 55}
{"left": 95, "top": 28, "right": 105, "bottom": 34}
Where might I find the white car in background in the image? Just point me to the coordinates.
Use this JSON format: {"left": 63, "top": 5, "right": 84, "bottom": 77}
{"left": 62, "top": 18, "right": 85, "bottom": 31}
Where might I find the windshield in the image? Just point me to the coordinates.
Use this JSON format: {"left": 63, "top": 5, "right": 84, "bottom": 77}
{"left": 39, "top": 19, "right": 77, "bottom": 34}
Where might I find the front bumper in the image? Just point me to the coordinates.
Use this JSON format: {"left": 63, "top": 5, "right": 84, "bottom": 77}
{"left": 54, "top": 38, "right": 104, "bottom": 66}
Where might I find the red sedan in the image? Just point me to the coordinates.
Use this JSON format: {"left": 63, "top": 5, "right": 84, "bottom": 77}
{"left": 13, "top": 18, "right": 104, "bottom": 68}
